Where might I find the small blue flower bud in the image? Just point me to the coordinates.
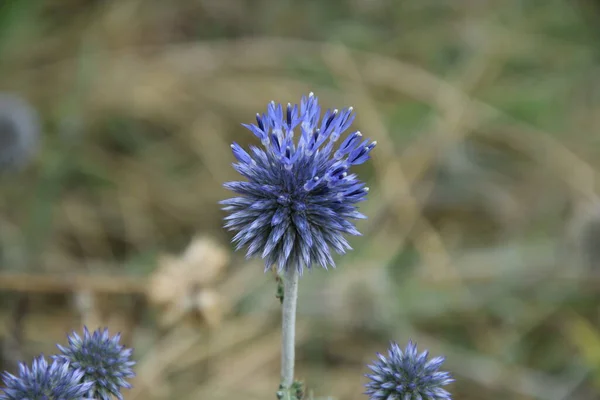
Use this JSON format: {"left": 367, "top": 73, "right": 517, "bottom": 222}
{"left": 365, "top": 341, "right": 454, "bottom": 400}
{"left": 0, "top": 355, "right": 92, "bottom": 400}
{"left": 52, "top": 327, "right": 135, "bottom": 400}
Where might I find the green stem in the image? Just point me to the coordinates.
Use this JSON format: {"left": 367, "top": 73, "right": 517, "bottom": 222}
{"left": 280, "top": 265, "right": 299, "bottom": 388}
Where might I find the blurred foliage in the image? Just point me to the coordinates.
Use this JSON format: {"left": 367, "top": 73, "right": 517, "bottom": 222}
{"left": 2, "top": 0, "right": 600, "bottom": 399}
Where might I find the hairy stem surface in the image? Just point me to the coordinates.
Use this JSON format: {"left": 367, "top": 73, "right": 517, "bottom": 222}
{"left": 281, "top": 265, "right": 299, "bottom": 388}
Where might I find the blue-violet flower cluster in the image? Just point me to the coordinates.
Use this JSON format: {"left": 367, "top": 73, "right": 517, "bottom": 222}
{"left": 0, "top": 327, "right": 135, "bottom": 400}
{"left": 365, "top": 341, "right": 453, "bottom": 400}
{"left": 221, "top": 93, "right": 376, "bottom": 273}
{"left": 0, "top": 356, "right": 92, "bottom": 400}
{"left": 53, "top": 327, "right": 135, "bottom": 400}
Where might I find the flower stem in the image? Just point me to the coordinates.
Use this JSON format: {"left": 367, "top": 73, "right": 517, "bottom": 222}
{"left": 281, "top": 265, "right": 299, "bottom": 388}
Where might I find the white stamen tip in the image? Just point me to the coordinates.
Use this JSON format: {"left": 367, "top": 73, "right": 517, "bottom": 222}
{"left": 348, "top": 106, "right": 354, "bottom": 112}
{"left": 333, "top": 109, "right": 339, "bottom": 114}
{"left": 230, "top": 144, "right": 235, "bottom": 148}
{"left": 287, "top": 102, "right": 292, "bottom": 107}
{"left": 309, "top": 92, "right": 314, "bottom": 97}
{"left": 357, "top": 131, "right": 362, "bottom": 136}
{"left": 314, "top": 176, "right": 319, "bottom": 181}
{"left": 372, "top": 141, "right": 377, "bottom": 145}
{"left": 365, "top": 187, "right": 370, "bottom": 192}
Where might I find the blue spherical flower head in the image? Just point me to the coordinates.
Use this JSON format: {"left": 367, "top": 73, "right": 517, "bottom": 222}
{"left": 0, "top": 355, "right": 92, "bottom": 400}
{"left": 221, "top": 93, "right": 376, "bottom": 274}
{"left": 52, "top": 327, "right": 135, "bottom": 400}
{"left": 365, "top": 341, "right": 454, "bottom": 400}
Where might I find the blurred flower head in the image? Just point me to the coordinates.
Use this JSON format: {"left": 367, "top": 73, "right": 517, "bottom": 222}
{"left": 0, "top": 355, "right": 92, "bottom": 400}
{"left": 147, "top": 235, "right": 228, "bottom": 328}
{"left": 53, "top": 327, "right": 135, "bottom": 400}
{"left": 565, "top": 197, "right": 600, "bottom": 273}
{"left": 221, "top": 93, "right": 376, "bottom": 274}
{"left": 365, "top": 341, "right": 453, "bottom": 400}
{"left": 0, "top": 93, "right": 40, "bottom": 172}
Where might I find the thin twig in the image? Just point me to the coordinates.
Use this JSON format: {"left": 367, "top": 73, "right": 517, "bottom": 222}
{"left": 0, "top": 272, "right": 146, "bottom": 294}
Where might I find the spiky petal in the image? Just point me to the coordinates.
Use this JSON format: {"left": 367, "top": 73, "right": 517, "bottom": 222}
{"left": 221, "top": 93, "right": 375, "bottom": 274}
{"left": 365, "top": 341, "right": 454, "bottom": 400}
{"left": 52, "top": 327, "right": 135, "bottom": 400}
{"left": 0, "top": 355, "right": 92, "bottom": 400}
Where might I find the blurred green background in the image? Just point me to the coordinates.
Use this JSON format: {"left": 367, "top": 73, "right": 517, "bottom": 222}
{"left": 3, "top": 0, "right": 600, "bottom": 399}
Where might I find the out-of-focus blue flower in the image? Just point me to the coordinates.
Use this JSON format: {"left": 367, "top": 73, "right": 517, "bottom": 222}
{"left": 53, "top": 327, "right": 135, "bottom": 400}
{"left": 365, "top": 341, "right": 453, "bottom": 400}
{"left": 0, "top": 355, "right": 92, "bottom": 400}
{"left": 221, "top": 93, "right": 376, "bottom": 274}
{"left": 0, "top": 93, "right": 40, "bottom": 172}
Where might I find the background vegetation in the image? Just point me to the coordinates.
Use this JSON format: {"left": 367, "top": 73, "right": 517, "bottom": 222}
{"left": 2, "top": 0, "right": 600, "bottom": 399}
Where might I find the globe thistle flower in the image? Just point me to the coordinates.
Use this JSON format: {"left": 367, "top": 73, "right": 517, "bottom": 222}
{"left": 0, "top": 355, "right": 92, "bottom": 400}
{"left": 365, "top": 341, "right": 454, "bottom": 400}
{"left": 52, "top": 327, "right": 135, "bottom": 400}
{"left": 0, "top": 93, "right": 40, "bottom": 172}
{"left": 221, "top": 93, "right": 376, "bottom": 273}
